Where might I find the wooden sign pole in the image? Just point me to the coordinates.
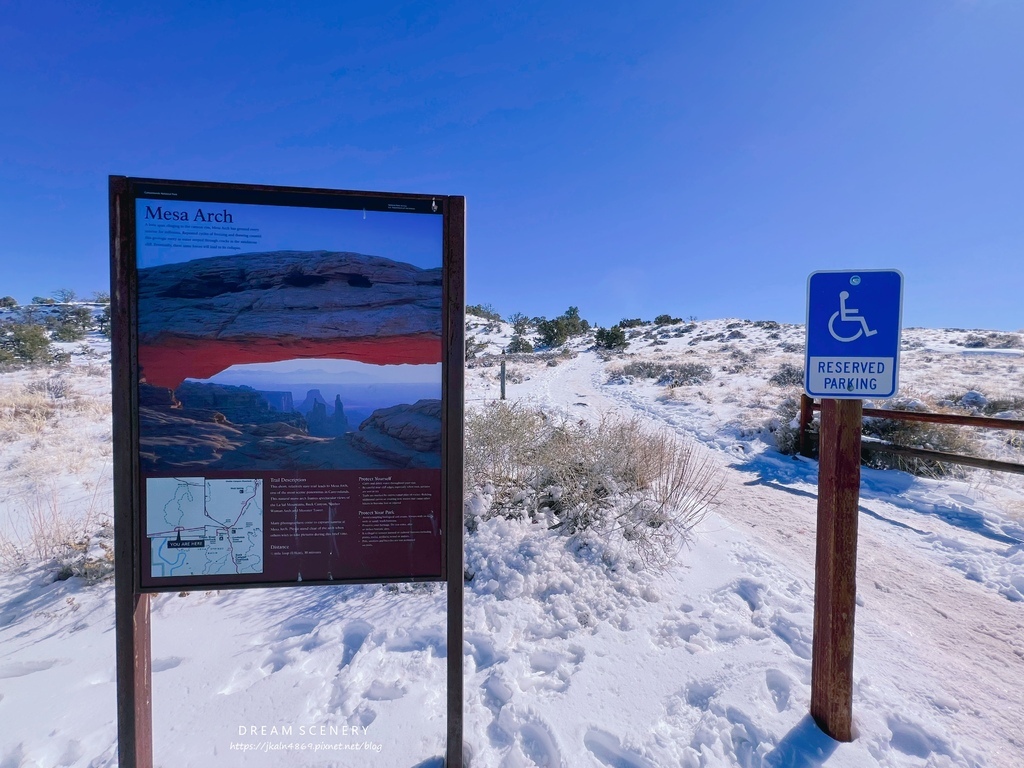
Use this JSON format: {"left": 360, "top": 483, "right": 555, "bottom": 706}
{"left": 810, "top": 398, "right": 862, "bottom": 742}
{"left": 111, "top": 177, "right": 154, "bottom": 767}
{"left": 444, "top": 196, "right": 467, "bottom": 768}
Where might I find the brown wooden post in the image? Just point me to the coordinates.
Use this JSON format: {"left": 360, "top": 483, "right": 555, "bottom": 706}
{"left": 110, "top": 176, "right": 154, "bottom": 767}
{"left": 444, "top": 196, "right": 467, "bottom": 768}
{"left": 810, "top": 398, "right": 862, "bottom": 742}
{"left": 798, "top": 394, "right": 814, "bottom": 458}
{"left": 115, "top": 592, "right": 153, "bottom": 767}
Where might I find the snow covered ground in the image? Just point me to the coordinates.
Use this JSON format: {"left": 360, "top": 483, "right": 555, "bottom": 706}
{"left": 1, "top": 317, "right": 1022, "bottom": 767}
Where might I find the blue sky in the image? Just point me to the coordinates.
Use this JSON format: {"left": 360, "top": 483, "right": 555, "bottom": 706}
{"left": 1, "top": 0, "right": 1021, "bottom": 330}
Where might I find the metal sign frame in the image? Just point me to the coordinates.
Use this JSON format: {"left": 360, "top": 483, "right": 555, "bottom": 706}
{"left": 110, "top": 176, "right": 466, "bottom": 766}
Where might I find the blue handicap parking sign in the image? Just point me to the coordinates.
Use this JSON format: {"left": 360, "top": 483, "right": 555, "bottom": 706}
{"left": 805, "top": 270, "right": 903, "bottom": 399}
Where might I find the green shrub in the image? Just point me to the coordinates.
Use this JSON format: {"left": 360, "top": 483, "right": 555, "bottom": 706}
{"left": 32, "top": 296, "right": 57, "bottom": 305}
{"left": 467, "top": 303, "right": 503, "bottom": 322}
{"left": 0, "top": 296, "right": 17, "bottom": 309}
{"left": 0, "top": 321, "right": 53, "bottom": 366}
{"left": 536, "top": 306, "right": 590, "bottom": 348}
{"left": 506, "top": 335, "right": 534, "bottom": 353}
{"left": 46, "top": 305, "right": 94, "bottom": 342}
{"left": 594, "top": 326, "right": 628, "bottom": 351}
{"left": 654, "top": 314, "right": 682, "bottom": 326}
{"left": 507, "top": 312, "right": 531, "bottom": 335}
{"left": 619, "top": 318, "right": 645, "bottom": 328}
{"left": 97, "top": 305, "right": 111, "bottom": 338}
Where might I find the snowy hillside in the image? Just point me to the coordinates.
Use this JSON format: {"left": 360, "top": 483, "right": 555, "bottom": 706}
{"left": 1, "top": 315, "right": 1022, "bottom": 767}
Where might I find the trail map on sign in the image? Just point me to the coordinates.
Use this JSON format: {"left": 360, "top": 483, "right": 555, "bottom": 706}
{"left": 147, "top": 477, "right": 264, "bottom": 577}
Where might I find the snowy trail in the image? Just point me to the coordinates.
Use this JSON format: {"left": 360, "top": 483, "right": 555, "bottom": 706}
{"left": 3, "top": 323, "right": 1023, "bottom": 766}
{"left": 495, "top": 346, "right": 1023, "bottom": 766}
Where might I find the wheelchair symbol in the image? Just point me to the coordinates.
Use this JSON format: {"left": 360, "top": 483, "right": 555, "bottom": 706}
{"left": 828, "top": 291, "right": 877, "bottom": 342}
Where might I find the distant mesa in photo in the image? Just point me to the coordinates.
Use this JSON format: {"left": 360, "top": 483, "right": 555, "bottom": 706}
{"left": 136, "top": 250, "right": 443, "bottom": 389}
{"left": 139, "top": 379, "right": 441, "bottom": 472}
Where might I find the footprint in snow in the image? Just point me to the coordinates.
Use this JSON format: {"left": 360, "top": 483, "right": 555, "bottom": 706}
{"left": 339, "top": 620, "right": 372, "bottom": 669}
{"left": 685, "top": 680, "right": 717, "bottom": 711}
{"left": 518, "top": 720, "right": 563, "bottom": 768}
{"left": 519, "top": 646, "right": 585, "bottom": 694}
{"left": 387, "top": 625, "right": 446, "bottom": 657}
{"left": 465, "top": 632, "right": 507, "bottom": 671}
{"left": 274, "top": 616, "right": 318, "bottom": 641}
{"left": 0, "top": 659, "right": 67, "bottom": 679}
{"left": 764, "top": 669, "right": 792, "bottom": 713}
{"left": 887, "top": 715, "right": 955, "bottom": 760}
{"left": 583, "top": 729, "right": 656, "bottom": 768}
{"left": 364, "top": 679, "right": 406, "bottom": 701}
{"left": 152, "top": 656, "right": 183, "bottom": 673}
{"left": 769, "top": 614, "right": 812, "bottom": 660}
{"left": 481, "top": 673, "right": 514, "bottom": 714}
{"left": 260, "top": 649, "right": 290, "bottom": 674}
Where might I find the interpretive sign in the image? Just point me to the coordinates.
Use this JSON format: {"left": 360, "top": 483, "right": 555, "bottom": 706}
{"left": 805, "top": 269, "right": 903, "bottom": 399}
{"left": 111, "top": 177, "right": 464, "bottom": 592}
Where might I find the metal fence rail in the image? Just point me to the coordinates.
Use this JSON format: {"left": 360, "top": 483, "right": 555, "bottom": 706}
{"left": 798, "top": 394, "right": 1024, "bottom": 475}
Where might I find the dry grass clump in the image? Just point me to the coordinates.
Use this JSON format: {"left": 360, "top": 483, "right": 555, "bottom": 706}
{"left": 465, "top": 402, "right": 723, "bottom": 567}
{"left": 0, "top": 479, "right": 114, "bottom": 581}
{"left": 0, "top": 385, "right": 56, "bottom": 439}
{"left": 0, "top": 372, "right": 110, "bottom": 444}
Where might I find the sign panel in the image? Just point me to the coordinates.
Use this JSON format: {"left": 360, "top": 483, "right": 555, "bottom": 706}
{"left": 112, "top": 177, "right": 463, "bottom": 591}
{"left": 805, "top": 269, "right": 903, "bottom": 399}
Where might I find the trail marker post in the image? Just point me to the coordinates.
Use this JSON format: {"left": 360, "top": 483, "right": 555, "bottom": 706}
{"left": 804, "top": 270, "right": 903, "bottom": 741}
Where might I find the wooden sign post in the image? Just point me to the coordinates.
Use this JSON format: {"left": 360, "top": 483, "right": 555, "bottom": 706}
{"left": 810, "top": 398, "right": 862, "bottom": 741}
{"left": 804, "top": 269, "right": 902, "bottom": 742}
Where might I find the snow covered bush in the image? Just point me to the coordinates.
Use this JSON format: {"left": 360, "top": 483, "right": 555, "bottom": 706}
{"left": 621, "top": 360, "right": 668, "bottom": 379}
{"left": 658, "top": 362, "right": 712, "bottom": 387}
{"left": 465, "top": 335, "right": 487, "bottom": 359}
{"left": 768, "top": 363, "right": 803, "bottom": 387}
{"left": 465, "top": 402, "right": 722, "bottom": 567}
{"left": 767, "top": 395, "right": 804, "bottom": 454}
{"left": 960, "top": 332, "right": 1022, "bottom": 349}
